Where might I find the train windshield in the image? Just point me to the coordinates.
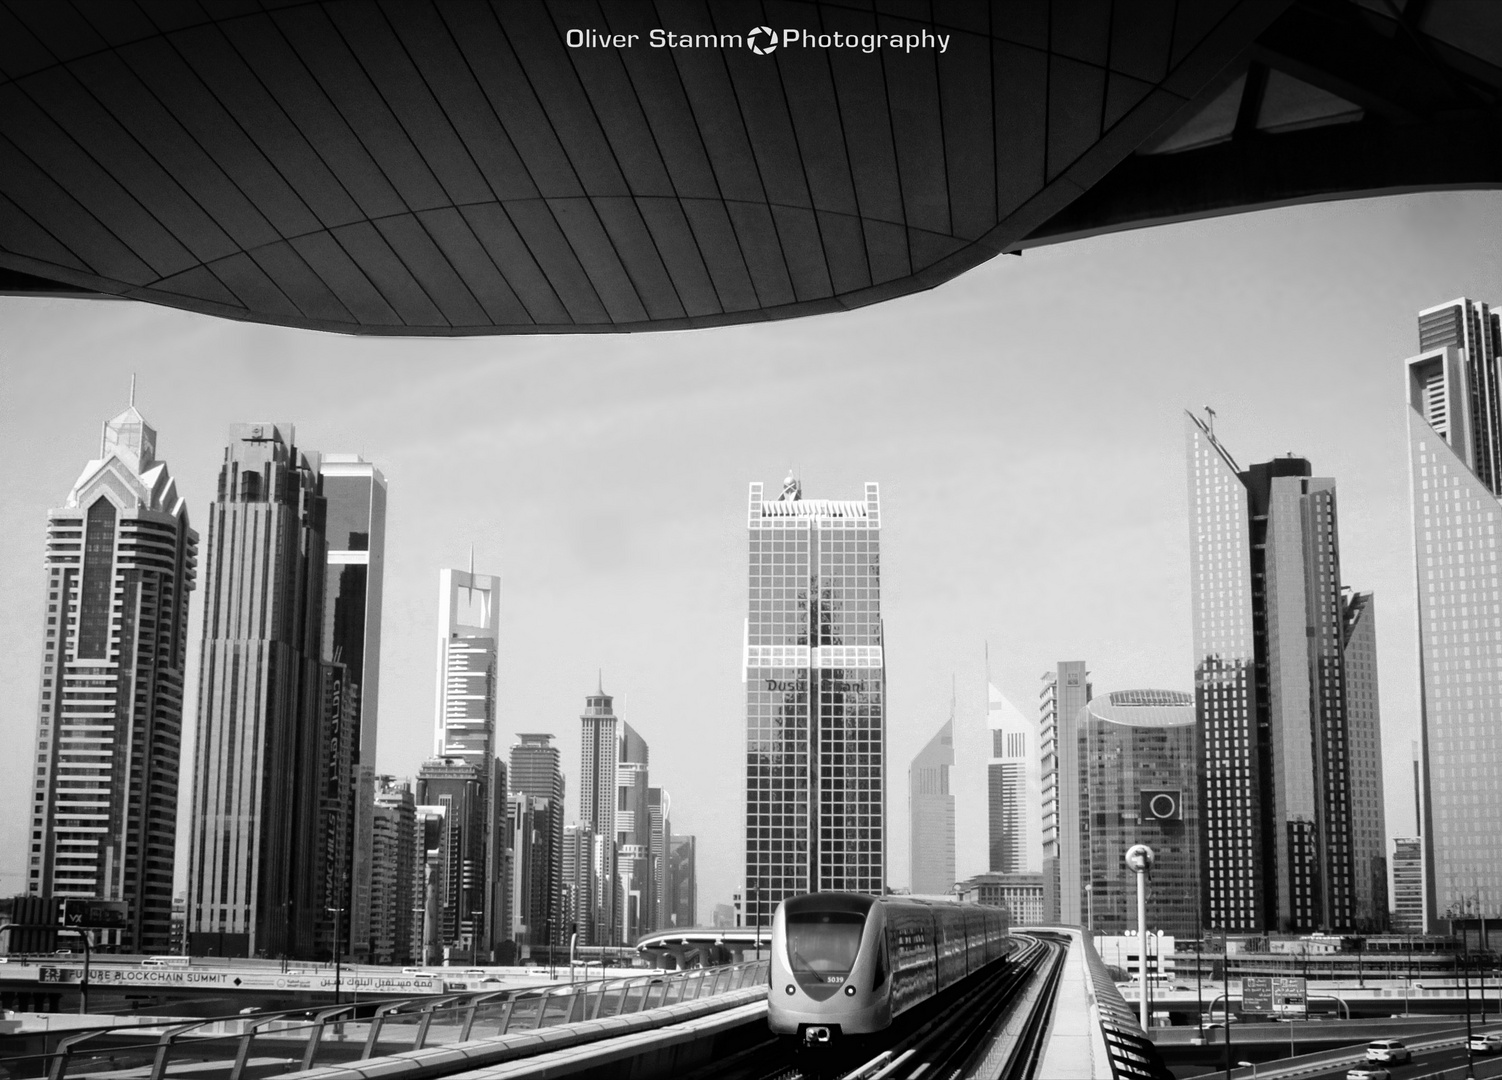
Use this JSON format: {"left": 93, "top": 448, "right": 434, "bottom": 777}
{"left": 785, "top": 910, "right": 866, "bottom": 983}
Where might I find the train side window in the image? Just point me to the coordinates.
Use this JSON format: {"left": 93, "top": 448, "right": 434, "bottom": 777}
{"left": 873, "top": 938, "right": 887, "bottom": 989}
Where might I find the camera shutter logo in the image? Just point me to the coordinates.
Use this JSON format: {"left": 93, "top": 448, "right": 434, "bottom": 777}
{"left": 1141, "top": 789, "right": 1182, "bottom": 821}
{"left": 747, "top": 26, "right": 778, "bottom": 54}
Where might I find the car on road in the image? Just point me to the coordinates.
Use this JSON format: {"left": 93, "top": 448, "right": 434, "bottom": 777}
{"left": 1470, "top": 1032, "right": 1502, "bottom": 1054}
{"left": 1366, "top": 1039, "right": 1411, "bottom": 1064}
{"left": 1346, "top": 1068, "right": 1390, "bottom": 1080}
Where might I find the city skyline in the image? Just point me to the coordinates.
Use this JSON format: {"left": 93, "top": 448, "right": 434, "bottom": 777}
{"left": 2, "top": 191, "right": 1499, "bottom": 918}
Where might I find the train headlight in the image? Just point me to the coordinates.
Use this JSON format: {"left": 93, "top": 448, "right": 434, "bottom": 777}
{"left": 785, "top": 984, "right": 796, "bottom": 995}
{"left": 844, "top": 984, "right": 856, "bottom": 996}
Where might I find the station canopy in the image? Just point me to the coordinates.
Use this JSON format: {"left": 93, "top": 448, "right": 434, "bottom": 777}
{"left": 0, "top": 0, "right": 1498, "bottom": 336}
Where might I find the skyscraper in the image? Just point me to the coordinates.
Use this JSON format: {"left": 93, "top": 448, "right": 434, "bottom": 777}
{"left": 1185, "top": 412, "right": 1383, "bottom": 932}
{"left": 743, "top": 476, "right": 885, "bottom": 926}
{"left": 648, "top": 787, "right": 671, "bottom": 933}
{"left": 1040, "top": 662, "right": 1090, "bottom": 924}
{"left": 320, "top": 455, "right": 387, "bottom": 959}
{"left": 1343, "top": 592, "right": 1389, "bottom": 930}
{"left": 432, "top": 564, "right": 502, "bottom": 955}
{"left": 510, "top": 734, "right": 564, "bottom": 949}
{"left": 1405, "top": 297, "right": 1502, "bottom": 930}
{"left": 188, "top": 423, "right": 325, "bottom": 958}
{"left": 27, "top": 401, "right": 197, "bottom": 953}
{"left": 669, "top": 834, "right": 697, "bottom": 928}
{"left": 909, "top": 716, "right": 955, "bottom": 895}
{"left": 371, "top": 776, "right": 417, "bottom": 965}
{"left": 989, "top": 684, "right": 1042, "bottom": 874}
{"left": 617, "top": 730, "right": 650, "bottom": 943}
{"left": 580, "top": 686, "right": 648, "bottom": 943}
{"left": 416, "top": 757, "right": 495, "bottom": 959}
{"left": 1078, "top": 690, "right": 1200, "bottom": 938}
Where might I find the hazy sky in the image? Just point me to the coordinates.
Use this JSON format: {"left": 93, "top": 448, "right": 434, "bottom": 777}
{"left": 2, "top": 190, "right": 1499, "bottom": 918}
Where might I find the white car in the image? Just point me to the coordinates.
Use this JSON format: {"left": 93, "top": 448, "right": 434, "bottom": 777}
{"left": 1366, "top": 1039, "right": 1411, "bottom": 1063}
{"left": 1346, "top": 1068, "right": 1390, "bottom": 1080}
{"left": 1470, "top": 1032, "right": 1502, "bottom": 1054}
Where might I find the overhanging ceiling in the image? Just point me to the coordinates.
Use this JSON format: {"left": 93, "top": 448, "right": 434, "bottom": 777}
{"left": 0, "top": 0, "right": 1497, "bottom": 336}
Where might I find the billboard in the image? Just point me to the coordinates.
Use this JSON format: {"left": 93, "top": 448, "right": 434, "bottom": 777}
{"left": 63, "top": 899, "right": 130, "bottom": 929}
{"left": 1140, "top": 789, "right": 1183, "bottom": 822}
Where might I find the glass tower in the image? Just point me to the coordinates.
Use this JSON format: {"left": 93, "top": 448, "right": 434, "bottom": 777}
{"left": 189, "top": 423, "right": 325, "bottom": 958}
{"left": 743, "top": 477, "right": 885, "bottom": 926}
{"left": 1079, "top": 690, "right": 1200, "bottom": 939}
{"left": 28, "top": 403, "right": 197, "bottom": 953}
{"left": 510, "top": 733, "right": 564, "bottom": 948}
{"left": 1185, "top": 412, "right": 1382, "bottom": 933}
{"left": 320, "top": 455, "right": 387, "bottom": 959}
{"left": 1406, "top": 297, "right": 1502, "bottom": 928}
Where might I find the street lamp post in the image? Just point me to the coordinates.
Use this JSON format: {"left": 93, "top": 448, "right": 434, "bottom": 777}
{"left": 1125, "top": 844, "right": 1155, "bottom": 1032}
{"left": 327, "top": 905, "right": 346, "bottom": 1005}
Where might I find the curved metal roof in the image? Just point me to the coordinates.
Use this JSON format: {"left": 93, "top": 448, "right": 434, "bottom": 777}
{"left": 0, "top": 0, "right": 1497, "bottom": 337}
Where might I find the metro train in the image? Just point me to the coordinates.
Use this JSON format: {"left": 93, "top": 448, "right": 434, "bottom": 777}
{"left": 767, "top": 892, "right": 1011, "bottom": 1045}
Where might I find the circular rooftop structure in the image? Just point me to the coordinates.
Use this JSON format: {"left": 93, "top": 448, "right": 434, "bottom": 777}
{"left": 1, "top": 0, "right": 1499, "bottom": 336}
{"left": 1087, "top": 689, "right": 1196, "bottom": 727}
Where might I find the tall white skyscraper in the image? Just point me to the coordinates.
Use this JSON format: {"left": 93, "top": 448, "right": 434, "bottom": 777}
{"left": 1406, "top": 296, "right": 1502, "bottom": 929}
{"left": 988, "top": 684, "right": 1042, "bottom": 875}
{"left": 431, "top": 564, "right": 501, "bottom": 954}
{"left": 1040, "top": 661, "right": 1090, "bottom": 924}
{"left": 28, "top": 401, "right": 197, "bottom": 953}
{"left": 743, "top": 476, "right": 885, "bottom": 925}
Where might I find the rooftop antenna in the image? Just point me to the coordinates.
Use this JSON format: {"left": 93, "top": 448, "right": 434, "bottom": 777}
{"left": 984, "top": 641, "right": 990, "bottom": 689}
{"left": 468, "top": 545, "right": 475, "bottom": 577}
{"left": 129, "top": 373, "right": 136, "bottom": 407}
{"left": 598, "top": 668, "right": 603, "bottom": 695}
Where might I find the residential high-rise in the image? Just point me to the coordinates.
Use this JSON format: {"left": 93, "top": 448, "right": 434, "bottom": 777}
{"left": 1392, "top": 837, "right": 1424, "bottom": 933}
{"left": 579, "top": 685, "right": 626, "bottom": 943}
{"left": 510, "top": 734, "right": 564, "bottom": 949}
{"left": 617, "top": 734, "right": 650, "bottom": 944}
{"left": 669, "top": 834, "right": 696, "bottom": 928}
{"left": 1405, "top": 297, "right": 1502, "bottom": 930}
{"left": 1185, "top": 412, "right": 1384, "bottom": 933}
{"left": 432, "top": 565, "right": 502, "bottom": 955}
{"left": 1078, "top": 690, "right": 1200, "bottom": 938}
{"left": 371, "top": 776, "right": 416, "bottom": 964}
{"left": 507, "top": 791, "right": 557, "bottom": 959}
{"left": 320, "top": 455, "right": 387, "bottom": 960}
{"left": 188, "top": 423, "right": 325, "bottom": 958}
{"left": 648, "top": 788, "right": 671, "bottom": 933}
{"left": 27, "top": 400, "right": 197, "bottom": 953}
{"left": 743, "top": 476, "right": 885, "bottom": 926}
{"left": 1343, "top": 592, "right": 1388, "bottom": 930}
{"left": 417, "top": 757, "right": 497, "bottom": 960}
{"left": 1040, "top": 662, "right": 1090, "bottom": 924}
{"left": 562, "top": 823, "right": 605, "bottom": 946}
{"left": 909, "top": 716, "right": 955, "bottom": 895}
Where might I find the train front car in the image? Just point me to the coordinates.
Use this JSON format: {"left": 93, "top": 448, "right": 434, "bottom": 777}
{"left": 768, "top": 892, "right": 1012, "bottom": 1049}
{"left": 769, "top": 892, "right": 889, "bottom": 1044}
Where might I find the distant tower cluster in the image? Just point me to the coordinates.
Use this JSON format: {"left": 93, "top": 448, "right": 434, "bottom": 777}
{"left": 27, "top": 401, "right": 197, "bottom": 953}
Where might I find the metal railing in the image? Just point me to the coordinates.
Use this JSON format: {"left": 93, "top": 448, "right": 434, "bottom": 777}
{"left": 5, "top": 959, "right": 769, "bottom": 1080}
